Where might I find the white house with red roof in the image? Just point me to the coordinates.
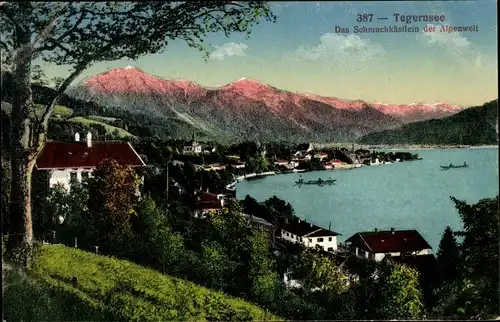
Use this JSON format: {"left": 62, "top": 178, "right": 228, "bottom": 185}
{"left": 36, "top": 132, "right": 146, "bottom": 191}
{"left": 345, "top": 228, "right": 433, "bottom": 262}
{"left": 280, "top": 218, "right": 341, "bottom": 252}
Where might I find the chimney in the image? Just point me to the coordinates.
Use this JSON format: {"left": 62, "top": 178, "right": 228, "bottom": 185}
{"left": 298, "top": 219, "right": 301, "bottom": 223}
{"left": 75, "top": 132, "right": 80, "bottom": 142}
{"left": 310, "top": 223, "right": 313, "bottom": 227}
{"left": 86, "top": 132, "right": 92, "bottom": 148}
{"left": 391, "top": 227, "right": 395, "bottom": 234}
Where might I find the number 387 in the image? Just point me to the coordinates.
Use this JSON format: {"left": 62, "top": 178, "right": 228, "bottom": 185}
{"left": 356, "top": 14, "right": 373, "bottom": 22}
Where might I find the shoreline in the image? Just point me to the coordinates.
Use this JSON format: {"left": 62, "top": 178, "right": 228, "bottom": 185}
{"left": 361, "top": 145, "right": 498, "bottom": 150}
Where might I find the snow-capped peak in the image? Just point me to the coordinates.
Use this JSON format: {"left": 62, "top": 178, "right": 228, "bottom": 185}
{"left": 124, "top": 65, "right": 136, "bottom": 70}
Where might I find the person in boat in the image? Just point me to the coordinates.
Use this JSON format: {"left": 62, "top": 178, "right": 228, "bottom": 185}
{"left": 463, "top": 161, "right": 467, "bottom": 166}
{"left": 318, "top": 178, "right": 323, "bottom": 183}
{"left": 449, "top": 163, "right": 452, "bottom": 167}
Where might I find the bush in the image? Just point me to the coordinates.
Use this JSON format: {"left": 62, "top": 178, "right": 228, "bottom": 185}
{"left": 24, "top": 244, "right": 279, "bottom": 321}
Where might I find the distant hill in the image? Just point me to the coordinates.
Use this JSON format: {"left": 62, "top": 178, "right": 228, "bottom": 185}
{"left": 356, "top": 100, "right": 498, "bottom": 146}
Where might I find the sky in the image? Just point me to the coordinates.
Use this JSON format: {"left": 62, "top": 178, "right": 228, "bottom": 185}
{"left": 40, "top": 1, "right": 497, "bottom": 107}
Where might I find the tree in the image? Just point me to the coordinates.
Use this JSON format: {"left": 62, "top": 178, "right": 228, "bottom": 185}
{"left": 292, "top": 248, "right": 349, "bottom": 294}
{"left": 433, "top": 196, "right": 499, "bottom": 318}
{"left": 436, "top": 226, "right": 460, "bottom": 284}
{"left": 246, "top": 155, "right": 269, "bottom": 174}
{"left": 0, "top": 1, "right": 276, "bottom": 259}
{"left": 360, "top": 260, "right": 424, "bottom": 320}
{"left": 138, "top": 197, "right": 185, "bottom": 274}
{"left": 87, "top": 159, "right": 140, "bottom": 254}
{"left": 248, "top": 231, "right": 278, "bottom": 304}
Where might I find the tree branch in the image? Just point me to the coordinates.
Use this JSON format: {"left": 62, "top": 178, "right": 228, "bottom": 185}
{"left": 0, "top": 7, "right": 24, "bottom": 32}
{"left": 39, "top": 62, "right": 88, "bottom": 130}
{"left": 33, "top": 6, "right": 86, "bottom": 54}
{"left": 32, "top": 3, "right": 72, "bottom": 49}
{"left": 33, "top": 62, "right": 89, "bottom": 155}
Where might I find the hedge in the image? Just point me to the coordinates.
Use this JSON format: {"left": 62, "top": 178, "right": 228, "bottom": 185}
{"left": 8, "top": 244, "right": 280, "bottom": 321}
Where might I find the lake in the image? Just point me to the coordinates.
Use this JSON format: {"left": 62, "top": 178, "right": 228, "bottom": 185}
{"left": 236, "top": 148, "right": 499, "bottom": 251}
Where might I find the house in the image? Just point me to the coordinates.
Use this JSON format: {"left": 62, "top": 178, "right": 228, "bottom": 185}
{"left": 274, "top": 160, "right": 294, "bottom": 169}
{"left": 345, "top": 228, "right": 433, "bottom": 262}
{"left": 183, "top": 132, "right": 202, "bottom": 154}
{"left": 203, "top": 146, "right": 216, "bottom": 154}
{"left": 233, "top": 161, "right": 246, "bottom": 169}
{"left": 35, "top": 132, "right": 145, "bottom": 191}
{"left": 314, "top": 153, "right": 329, "bottom": 161}
{"left": 193, "top": 190, "right": 225, "bottom": 217}
{"left": 279, "top": 218, "right": 340, "bottom": 252}
{"left": 323, "top": 162, "right": 333, "bottom": 170}
{"left": 203, "top": 163, "right": 226, "bottom": 171}
{"left": 274, "top": 160, "right": 289, "bottom": 167}
{"left": 242, "top": 213, "right": 276, "bottom": 242}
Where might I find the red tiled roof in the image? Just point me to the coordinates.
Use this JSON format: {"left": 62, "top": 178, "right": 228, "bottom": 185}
{"left": 36, "top": 141, "right": 145, "bottom": 170}
{"left": 196, "top": 200, "right": 224, "bottom": 210}
{"left": 346, "top": 230, "right": 432, "bottom": 254}
{"left": 196, "top": 191, "right": 220, "bottom": 202}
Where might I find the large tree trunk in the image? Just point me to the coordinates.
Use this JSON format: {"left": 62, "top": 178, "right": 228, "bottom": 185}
{"left": 6, "top": 28, "right": 37, "bottom": 261}
{"left": 7, "top": 156, "right": 36, "bottom": 252}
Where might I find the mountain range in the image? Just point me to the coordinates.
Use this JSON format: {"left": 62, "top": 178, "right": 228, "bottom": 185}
{"left": 65, "top": 66, "right": 464, "bottom": 143}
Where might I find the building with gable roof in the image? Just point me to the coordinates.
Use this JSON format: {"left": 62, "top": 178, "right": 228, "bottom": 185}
{"left": 345, "top": 228, "right": 432, "bottom": 261}
{"left": 36, "top": 132, "right": 146, "bottom": 191}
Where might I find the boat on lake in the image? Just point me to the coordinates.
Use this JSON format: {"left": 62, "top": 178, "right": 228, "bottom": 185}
{"left": 294, "top": 177, "right": 336, "bottom": 186}
{"left": 440, "top": 162, "right": 468, "bottom": 170}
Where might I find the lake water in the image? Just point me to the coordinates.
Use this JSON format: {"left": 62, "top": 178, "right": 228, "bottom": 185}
{"left": 236, "top": 148, "right": 499, "bottom": 251}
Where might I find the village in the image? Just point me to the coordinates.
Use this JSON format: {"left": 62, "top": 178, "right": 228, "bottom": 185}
{"left": 34, "top": 131, "right": 434, "bottom": 291}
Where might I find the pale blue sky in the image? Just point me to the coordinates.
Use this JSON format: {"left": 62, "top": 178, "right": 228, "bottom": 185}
{"left": 41, "top": 1, "right": 498, "bottom": 106}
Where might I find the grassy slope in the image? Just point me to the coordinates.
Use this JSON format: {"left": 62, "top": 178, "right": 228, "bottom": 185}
{"left": 3, "top": 244, "right": 279, "bottom": 321}
{"left": 357, "top": 100, "right": 498, "bottom": 145}
{"left": 68, "top": 116, "right": 135, "bottom": 138}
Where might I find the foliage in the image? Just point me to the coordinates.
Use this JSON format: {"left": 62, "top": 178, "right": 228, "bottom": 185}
{"left": 137, "top": 197, "right": 186, "bottom": 274}
{"left": 292, "top": 248, "right": 349, "bottom": 294}
{"left": 86, "top": 159, "right": 140, "bottom": 255}
{"left": 433, "top": 196, "right": 499, "bottom": 318}
{"left": 436, "top": 226, "right": 461, "bottom": 284}
{"left": 358, "top": 260, "right": 425, "bottom": 320}
{"left": 248, "top": 232, "right": 278, "bottom": 304}
{"left": 68, "top": 116, "right": 135, "bottom": 138}
{"left": 297, "top": 157, "right": 325, "bottom": 171}
{"left": 22, "top": 244, "right": 280, "bottom": 321}
{"left": 358, "top": 100, "right": 498, "bottom": 145}
{"left": 246, "top": 155, "right": 269, "bottom": 174}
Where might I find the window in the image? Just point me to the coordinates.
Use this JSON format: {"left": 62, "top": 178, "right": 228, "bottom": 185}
{"left": 309, "top": 238, "right": 312, "bottom": 243}
{"left": 82, "top": 171, "right": 89, "bottom": 180}
{"left": 317, "top": 238, "right": 324, "bottom": 242}
{"left": 328, "top": 237, "right": 332, "bottom": 242}
{"left": 70, "top": 171, "right": 77, "bottom": 182}
{"left": 327, "top": 247, "right": 334, "bottom": 252}
{"left": 286, "top": 232, "right": 289, "bottom": 236}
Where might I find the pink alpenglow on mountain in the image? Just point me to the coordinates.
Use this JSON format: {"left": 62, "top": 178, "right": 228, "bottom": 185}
{"left": 82, "top": 67, "right": 462, "bottom": 122}
{"left": 84, "top": 66, "right": 207, "bottom": 98}
{"left": 69, "top": 67, "right": 465, "bottom": 142}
